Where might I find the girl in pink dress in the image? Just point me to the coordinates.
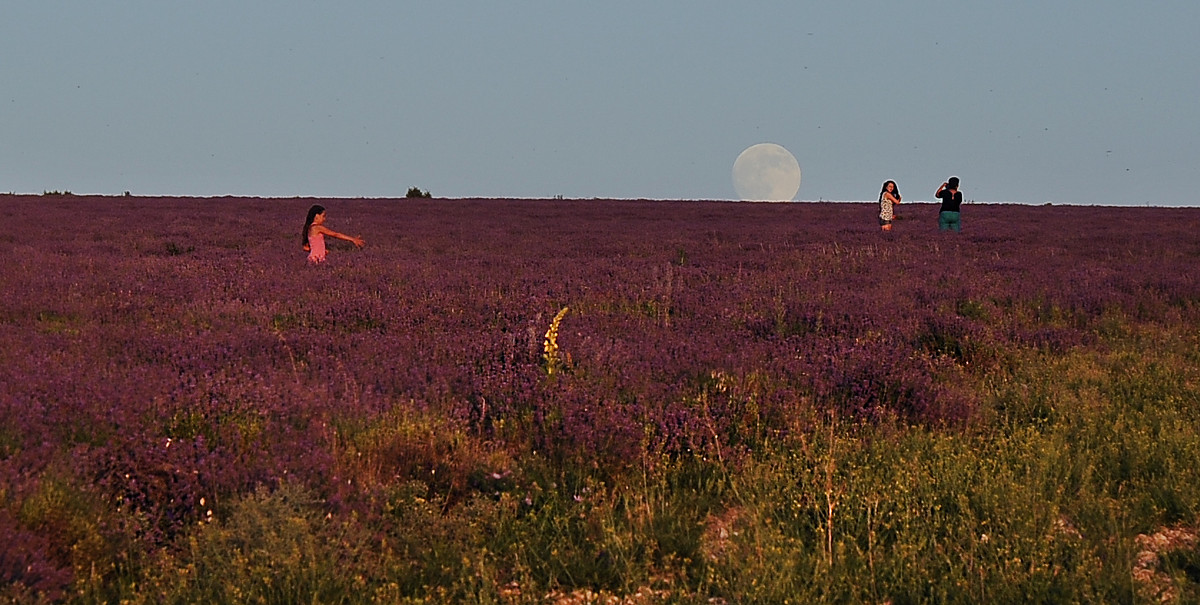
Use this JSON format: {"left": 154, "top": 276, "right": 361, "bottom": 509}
{"left": 302, "top": 205, "right": 364, "bottom": 264}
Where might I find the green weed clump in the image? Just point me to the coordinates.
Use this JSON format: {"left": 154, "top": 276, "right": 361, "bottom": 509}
{"left": 695, "top": 329, "right": 1200, "bottom": 604}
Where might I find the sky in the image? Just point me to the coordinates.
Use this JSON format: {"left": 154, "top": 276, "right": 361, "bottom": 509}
{"left": 2, "top": 1, "right": 1197, "bottom": 205}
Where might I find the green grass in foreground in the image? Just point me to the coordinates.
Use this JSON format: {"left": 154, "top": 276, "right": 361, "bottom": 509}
{"left": 40, "top": 326, "right": 1198, "bottom": 604}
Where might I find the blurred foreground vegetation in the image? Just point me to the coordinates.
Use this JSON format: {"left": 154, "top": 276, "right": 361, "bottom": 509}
{"left": 58, "top": 332, "right": 1200, "bottom": 603}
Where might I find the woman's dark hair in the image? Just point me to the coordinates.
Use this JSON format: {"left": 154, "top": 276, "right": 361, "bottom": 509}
{"left": 948, "top": 176, "right": 960, "bottom": 189}
{"left": 302, "top": 205, "right": 325, "bottom": 248}
{"left": 879, "top": 180, "right": 901, "bottom": 202}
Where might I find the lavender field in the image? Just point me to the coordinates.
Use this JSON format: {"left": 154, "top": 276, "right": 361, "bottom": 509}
{"left": 3, "top": 195, "right": 1200, "bottom": 603}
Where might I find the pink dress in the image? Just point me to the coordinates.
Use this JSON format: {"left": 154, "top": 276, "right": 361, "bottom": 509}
{"left": 307, "top": 231, "right": 326, "bottom": 264}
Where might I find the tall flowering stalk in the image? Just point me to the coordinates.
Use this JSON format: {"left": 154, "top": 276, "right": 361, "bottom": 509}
{"left": 543, "top": 306, "right": 570, "bottom": 376}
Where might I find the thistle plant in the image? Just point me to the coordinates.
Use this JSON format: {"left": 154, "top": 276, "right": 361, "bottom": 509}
{"left": 542, "top": 306, "right": 570, "bottom": 376}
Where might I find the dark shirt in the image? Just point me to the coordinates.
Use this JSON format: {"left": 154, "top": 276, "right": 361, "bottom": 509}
{"left": 937, "top": 189, "right": 963, "bottom": 212}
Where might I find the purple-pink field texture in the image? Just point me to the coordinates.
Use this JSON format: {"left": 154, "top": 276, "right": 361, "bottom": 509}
{"left": 2, "top": 196, "right": 1199, "bottom": 602}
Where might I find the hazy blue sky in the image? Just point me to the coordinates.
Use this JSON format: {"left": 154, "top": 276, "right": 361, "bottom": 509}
{"left": 2, "top": 2, "right": 1197, "bottom": 204}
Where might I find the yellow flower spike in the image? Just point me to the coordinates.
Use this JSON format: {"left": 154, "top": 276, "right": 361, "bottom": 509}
{"left": 543, "top": 306, "right": 570, "bottom": 376}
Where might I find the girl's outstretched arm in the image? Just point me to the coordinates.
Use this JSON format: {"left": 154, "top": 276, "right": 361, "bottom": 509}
{"left": 312, "top": 225, "right": 365, "bottom": 248}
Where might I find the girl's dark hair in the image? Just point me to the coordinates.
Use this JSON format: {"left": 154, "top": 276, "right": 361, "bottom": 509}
{"left": 302, "top": 205, "right": 325, "bottom": 248}
{"left": 879, "top": 180, "right": 900, "bottom": 202}
{"left": 948, "top": 176, "right": 960, "bottom": 189}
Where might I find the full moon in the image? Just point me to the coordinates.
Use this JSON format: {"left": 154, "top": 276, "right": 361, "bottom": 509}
{"left": 731, "top": 143, "right": 802, "bottom": 201}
